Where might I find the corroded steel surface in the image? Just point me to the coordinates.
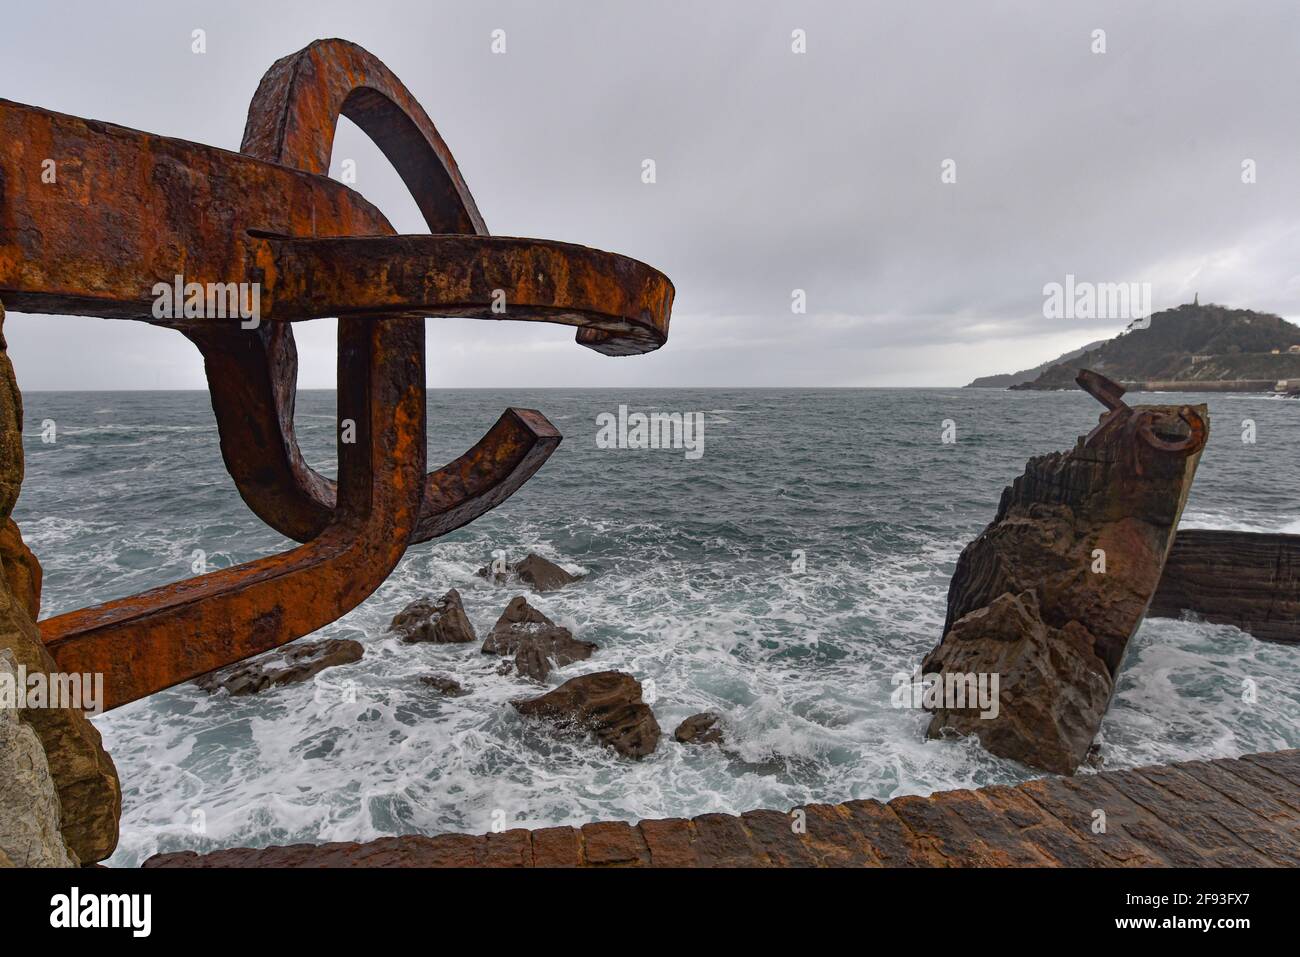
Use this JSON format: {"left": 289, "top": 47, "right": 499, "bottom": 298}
{"left": 0, "top": 39, "right": 673, "bottom": 709}
{"left": 1077, "top": 369, "right": 1207, "bottom": 463}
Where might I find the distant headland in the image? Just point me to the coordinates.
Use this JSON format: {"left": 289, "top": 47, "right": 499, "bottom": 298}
{"left": 968, "top": 302, "right": 1300, "bottom": 393}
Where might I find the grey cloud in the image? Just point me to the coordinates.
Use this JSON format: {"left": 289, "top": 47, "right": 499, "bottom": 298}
{"left": 3, "top": 0, "right": 1298, "bottom": 388}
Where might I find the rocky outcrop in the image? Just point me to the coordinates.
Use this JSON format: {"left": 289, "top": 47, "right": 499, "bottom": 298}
{"left": 513, "top": 671, "right": 660, "bottom": 759}
{"left": 388, "top": 589, "right": 476, "bottom": 644}
{"left": 194, "top": 638, "right": 364, "bottom": 696}
{"left": 420, "top": 674, "right": 468, "bottom": 697}
{"left": 1150, "top": 529, "right": 1299, "bottom": 644}
{"left": 0, "top": 518, "right": 40, "bottom": 619}
{"left": 0, "top": 300, "right": 121, "bottom": 864}
{"left": 923, "top": 592, "right": 1111, "bottom": 774}
{"left": 674, "top": 712, "right": 724, "bottom": 746}
{"left": 0, "top": 650, "right": 77, "bottom": 867}
{"left": 922, "top": 372, "right": 1208, "bottom": 774}
{"left": 482, "top": 596, "right": 596, "bottom": 681}
{"left": 478, "top": 553, "right": 582, "bottom": 592}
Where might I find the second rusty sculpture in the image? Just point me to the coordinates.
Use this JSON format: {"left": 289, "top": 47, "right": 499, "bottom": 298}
{"left": 0, "top": 39, "right": 674, "bottom": 711}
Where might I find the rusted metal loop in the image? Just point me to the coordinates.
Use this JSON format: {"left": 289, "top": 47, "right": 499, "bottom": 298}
{"left": 197, "top": 39, "right": 567, "bottom": 546}
{"left": 1135, "top": 405, "right": 1208, "bottom": 456}
{"left": 241, "top": 38, "right": 486, "bottom": 234}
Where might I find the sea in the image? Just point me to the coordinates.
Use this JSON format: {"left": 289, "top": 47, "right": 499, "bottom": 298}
{"left": 15, "top": 388, "right": 1299, "bottom": 867}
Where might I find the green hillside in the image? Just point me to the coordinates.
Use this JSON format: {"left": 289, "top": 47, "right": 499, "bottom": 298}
{"left": 1009, "top": 303, "right": 1300, "bottom": 391}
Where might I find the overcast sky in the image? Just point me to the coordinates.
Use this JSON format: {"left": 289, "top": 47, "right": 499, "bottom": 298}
{"left": 3, "top": 0, "right": 1299, "bottom": 389}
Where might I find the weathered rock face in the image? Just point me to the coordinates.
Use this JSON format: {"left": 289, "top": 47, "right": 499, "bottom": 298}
{"left": 482, "top": 596, "right": 596, "bottom": 681}
{"left": 420, "top": 674, "right": 469, "bottom": 697}
{"left": 0, "top": 650, "right": 77, "bottom": 867}
{"left": 922, "top": 592, "right": 1112, "bottom": 774}
{"left": 1150, "top": 529, "right": 1299, "bottom": 644}
{"left": 0, "top": 301, "right": 122, "bottom": 864}
{"left": 0, "top": 517, "right": 40, "bottom": 619}
{"left": 194, "top": 638, "right": 364, "bottom": 696}
{"left": 674, "top": 712, "right": 724, "bottom": 746}
{"left": 513, "top": 671, "right": 661, "bottom": 759}
{"left": 922, "top": 373, "right": 1208, "bottom": 774}
{"left": 477, "top": 553, "right": 582, "bottom": 592}
{"left": 388, "top": 589, "right": 476, "bottom": 644}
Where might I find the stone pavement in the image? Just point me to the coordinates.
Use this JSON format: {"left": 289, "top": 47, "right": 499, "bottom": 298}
{"left": 144, "top": 749, "right": 1300, "bottom": 868}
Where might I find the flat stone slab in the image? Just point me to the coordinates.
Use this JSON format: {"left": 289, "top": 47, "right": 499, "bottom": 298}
{"left": 144, "top": 749, "right": 1300, "bottom": 868}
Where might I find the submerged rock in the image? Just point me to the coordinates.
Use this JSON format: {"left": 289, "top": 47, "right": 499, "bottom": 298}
{"left": 195, "top": 638, "right": 364, "bottom": 696}
{"left": 0, "top": 650, "right": 77, "bottom": 867}
{"left": 674, "top": 712, "right": 725, "bottom": 746}
{"left": 420, "top": 674, "right": 469, "bottom": 697}
{"left": 921, "top": 371, "right": 1208, "bottom": 775}
{"left": 477, "top": 553, "right": 583, "bottom": 592}
{"left": 388, "top": 589, "right": 476, "bottom": 644}
{"left": 482, "top": 596, "right": 596, "bottom": 681}
{"left": 513, "top": 671, "right": 661, "bottom": 759}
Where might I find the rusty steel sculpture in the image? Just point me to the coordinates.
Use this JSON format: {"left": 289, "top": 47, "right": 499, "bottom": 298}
{"left": 0, "top": 39, "right": 674, "bottom": 711}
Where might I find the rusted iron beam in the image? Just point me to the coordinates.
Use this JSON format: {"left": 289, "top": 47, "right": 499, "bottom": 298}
{"left": 1, "top": 38, "right": 674, "bottom": 708}
{"left": 253, "top": 235, "right": 671, "bottom": 340}
{"left": 41, "top": 315, "right": 428, "bottom": 711}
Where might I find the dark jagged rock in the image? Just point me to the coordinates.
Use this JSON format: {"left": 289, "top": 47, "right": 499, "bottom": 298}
{"left": 477, "top": 553, "right": 583, "bottom": 592}
{"left": 513, "top": 671, "right": 660, "bottom": 759}
{"left": 482, "top": 596, "right": 596, "bottom": 681}
{"left": 922, "top": 371, "right": 1208, "bottom": 774}
{"left": 1150, "top": 529, "right": 1299, "bottom": 644}
{"left": 674, "top": 712, "right": 725, "bottom": 746}
{"left": 420, "top": 674, "right": 469, "bottom": 697}
{"left": 481, "top": 596, "right": 552, "bottom": 655}
{"left": 194, "top": 638, "right": 364, "bottom": 696}
{"left": 388, "top": 589, "right": 476, "bottom": 644}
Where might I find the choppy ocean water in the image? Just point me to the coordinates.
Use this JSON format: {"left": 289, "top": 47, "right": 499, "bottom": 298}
{"left": 14, "top": 387, "right": 1299, "bottom": 867}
